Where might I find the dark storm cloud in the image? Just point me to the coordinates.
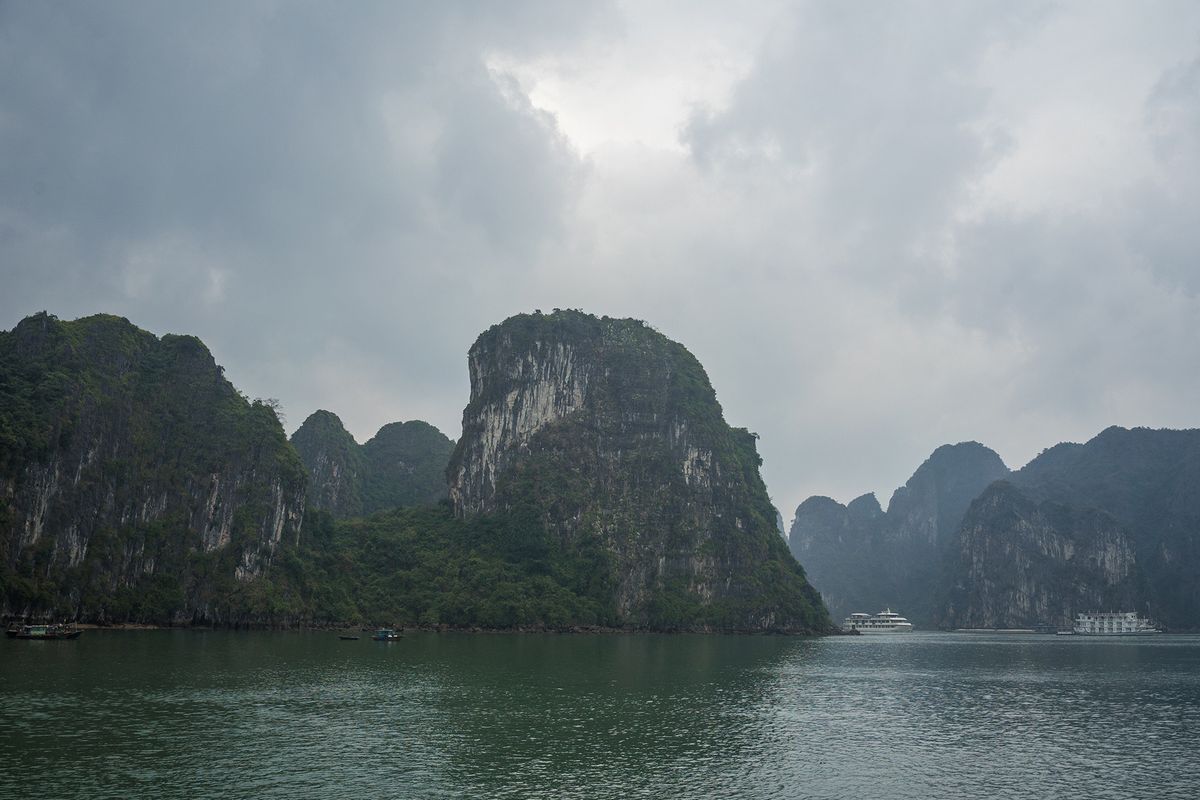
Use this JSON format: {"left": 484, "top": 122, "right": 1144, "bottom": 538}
{"left": 0, "top": 1, "right": 608, "bottom": 437}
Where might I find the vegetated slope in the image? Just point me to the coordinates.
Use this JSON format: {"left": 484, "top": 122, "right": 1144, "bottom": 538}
{"left": 291, "top": 412, "right": 453, "bottom": 518}
{"left": 360, "top": 421, "right": 454, "bottom": 511}
{"left": 272, "top": 504, "right": 617, "bottom": 628}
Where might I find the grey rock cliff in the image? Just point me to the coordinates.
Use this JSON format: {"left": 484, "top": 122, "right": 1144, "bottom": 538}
{"left": 0, "top": 313, "right": 307, "bottom": 623}
{"left": 940, "top": 482, "right": 1139, "bottom": 628}
{"left": 290, "top": 410, "right": 364, "bottom": 518}
{"left": 446, "top": 310, "right": 828, "bottom": 632}
{"left": 1000, "top": 426, "right": 1200, "bottom": 629}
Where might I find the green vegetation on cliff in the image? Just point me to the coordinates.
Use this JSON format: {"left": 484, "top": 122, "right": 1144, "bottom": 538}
{"left": 265, "top": 504, "right": 617, "bottom": 628}
{"left": 290, "top": 412, "right": 453, "bottom": 518}
{"left": 0, "top": 312, "right": 306, "bottom": 624}
{"left": 361, "top": 421, "right": 454, "bottom": 511}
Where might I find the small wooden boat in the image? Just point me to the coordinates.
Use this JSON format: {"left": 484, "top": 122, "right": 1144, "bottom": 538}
{"left": 371, "top": 627, "right": 401, "bottom": 642}
{"left": 338, "top": 634, "right": 361, "bottom": 640}
{"left": 5, "top": 624, "right": 83, "bottom": 640}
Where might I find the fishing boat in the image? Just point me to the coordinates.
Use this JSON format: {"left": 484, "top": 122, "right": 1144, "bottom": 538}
{"left": 1072, "top": 611, "right": 1161, "bottom": 636}
{"left": 841, "top": 609, "right": 914, "bottom": 633}
{"left": 5, "top": 623, "right": 83, "bottom": 640}
{"left": 371, "top": 628, "right": 401, "bottom": 641}
{"left": 338, "top": 634, "right": 361, "bottom": 640}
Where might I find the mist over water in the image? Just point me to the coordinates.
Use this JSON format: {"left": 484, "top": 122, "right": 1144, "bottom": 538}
{"left": 3, "top": 631, "right": 1198, "bottom": 799}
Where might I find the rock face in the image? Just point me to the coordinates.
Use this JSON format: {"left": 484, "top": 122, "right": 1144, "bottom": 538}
{"left": 789, "top": 442, "right": 1009, "bottom": 625}
{"left": 290, "top": 410, "right": 364, "bottom": 518}
{"left": 446, "top": 310, "right": 828, "bottom": 632}
{"left": 0, "top": 313, "right": 306, "bottom": 623}
{"left": 939, "top": 482, "right": 1139, "bottom": 628}
{"left": 291, "top": 413, "right": 452, "bottom": 517}
{"left": 995, "top": 426, "right": 1200, "bottom": 630}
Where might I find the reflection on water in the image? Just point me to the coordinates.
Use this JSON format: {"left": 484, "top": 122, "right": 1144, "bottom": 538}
{"left": 2, "top": 632, "right": 1198, "bottom": 799}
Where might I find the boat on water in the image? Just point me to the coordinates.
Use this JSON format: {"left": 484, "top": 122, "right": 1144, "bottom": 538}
{"left": 841, "top": 609, "right": 914, "bottom": 634}
{"left": 371, "top": 628, "right": 401, "bottom": 641}
{"left": 5, "top": 623, "right": 83, "bottom": 640}
{"left": 1073, "top": 611, "right": 1161, "bottom": 636}
{"left": 338, "top": 635, "right": 361, "bottom": 641}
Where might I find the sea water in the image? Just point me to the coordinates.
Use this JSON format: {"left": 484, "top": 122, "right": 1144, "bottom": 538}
{"left": 2, "top": 630, "right": 1197, "bottom": 799}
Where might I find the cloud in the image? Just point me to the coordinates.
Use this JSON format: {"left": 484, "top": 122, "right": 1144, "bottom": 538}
{"left": 2, "top": 1, "right": 1198, "bottom": 520}
{"left": 0, "top": 1, "right": 608, "bottom": 436}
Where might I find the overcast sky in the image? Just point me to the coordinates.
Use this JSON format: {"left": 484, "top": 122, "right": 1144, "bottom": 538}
{"left": 3, "top": 1, "right": 1199, "bottom": 520}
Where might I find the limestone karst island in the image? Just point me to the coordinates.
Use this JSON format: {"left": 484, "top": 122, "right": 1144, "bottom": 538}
{"left": 0, "top": 310, "right": 827, "bottom": 632}
{"left": 5, "top": 310, "right": 1199, "bottom": 637}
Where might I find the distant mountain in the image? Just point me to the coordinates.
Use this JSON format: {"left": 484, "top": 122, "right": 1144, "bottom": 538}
{"left": 939, "top": 481, "right": 1140, "bottom": 628}
{"left": 0, "top": 312, "right": 306, "bottom": 624}
{"left": 945, "top": 426, "right": 1200, "bottom": 629}
{"left": 447, "top": 310, "right": 829, "bottom": 632}
{"left": 793, "top": 426, "right": 1200, "bottom": 631}
{"left": 291, "top": 413, "right": 453, "bottom": 518}
{"left": 789, "top": 442, "right": 1009, "bottom": 625}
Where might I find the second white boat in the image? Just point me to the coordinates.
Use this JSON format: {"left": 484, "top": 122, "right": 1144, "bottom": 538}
{"left": 842, "top": 608, "right": 914, "bottom": 633}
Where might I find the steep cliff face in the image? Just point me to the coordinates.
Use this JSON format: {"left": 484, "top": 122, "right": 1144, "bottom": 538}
{"left": 940, "top": 482, "right": 1139, "bottom": 628}
{"left": 1004, "top": 426, "right": 1200, "bottom": 629}
{"left": 290, "top": 411, "right": 364, "bottom": 518}
{"left": 789, "top": 442, "right": 1008, "bottom": 625}
{"left": 0, "top": 313, "right": 306, "bottom": 622}
{"left": 291, "top": 413, "right": 454, "bottom": 517}
{"left": 446, "top": 310, "right": 828, "bottom": 632}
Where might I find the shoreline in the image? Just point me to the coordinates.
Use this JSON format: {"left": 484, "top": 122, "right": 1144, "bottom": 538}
{"left": 8, "top": 620, "right": 837, "bottom": 636}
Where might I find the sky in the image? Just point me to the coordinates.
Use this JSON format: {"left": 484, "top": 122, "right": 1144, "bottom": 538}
{"left": 3, "top": 1, "right": 1199, "bottom": 522}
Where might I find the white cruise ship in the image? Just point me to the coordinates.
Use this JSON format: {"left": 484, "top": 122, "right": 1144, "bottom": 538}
{"left": 1073, "top": 611, "right": 1161, "bottom": 636}
{"left": 842, "top": 609, "right": 914, "bottom": 634}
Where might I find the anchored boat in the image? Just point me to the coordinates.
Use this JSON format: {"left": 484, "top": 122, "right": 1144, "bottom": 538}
{"left": 1073, "top": 611, "right": 1161, "bottom": 636}
{"left": 5, "top": 623, "right": 83, "bottom": 640}
{"left": 371, "top": 628, "right": 401, "bottom": 641}
{"left": 841, "top": 609, "right": 915, "bottom": 633}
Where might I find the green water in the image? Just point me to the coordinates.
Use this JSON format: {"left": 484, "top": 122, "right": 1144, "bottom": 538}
{"left": 3, "top": 631, "right": 1198, "bottom": 799}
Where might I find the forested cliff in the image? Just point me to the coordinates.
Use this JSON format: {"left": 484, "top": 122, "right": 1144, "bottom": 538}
{"left": 0, "top": 313, "right": 306, "bottom": 623}
{"left": 447, "top": 311, "right": 829, "bottom": 632}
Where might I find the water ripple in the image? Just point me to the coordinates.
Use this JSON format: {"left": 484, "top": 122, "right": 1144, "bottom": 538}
{"left": 2, "top": 631, "right": 1199, "bottom": 799}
